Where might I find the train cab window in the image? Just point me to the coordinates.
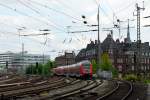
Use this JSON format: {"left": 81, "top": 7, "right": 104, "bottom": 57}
{"left": 82, "top": 63, "right": 90, "bottom": 69}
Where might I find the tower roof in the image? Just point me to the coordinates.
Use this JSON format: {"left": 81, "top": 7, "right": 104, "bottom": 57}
{"left": 126, "top": 19, "right": 131, "bottom": 43}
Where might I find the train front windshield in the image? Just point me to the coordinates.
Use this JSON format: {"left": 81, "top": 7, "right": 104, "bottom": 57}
{"left": 82, "top": 61, "right": 91, "bottom": 69}
{"left": 83, "top": 63, "right": 90, "bottom": 69}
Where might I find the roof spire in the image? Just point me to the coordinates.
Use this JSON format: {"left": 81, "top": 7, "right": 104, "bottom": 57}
{"left": 127, "top": 19, "right": 131, "bottom": 43}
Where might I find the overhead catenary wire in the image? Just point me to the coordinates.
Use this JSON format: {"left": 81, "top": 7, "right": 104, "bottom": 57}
{"left": 0, "top": 3, "right": 53, "bottom": 46}
{"left": 99, "top": 6, "right": 114, "bottom": 23}
{"left": 54, "top": 0, "right": 98, "bottom": 26}
{"left": 105, "top": 0, "right": 115, "bottom": 13}
{"left": 27, "top": 0, "right": 83, "bottom": 22}
{"left": 47, "top": 0, "right": 96, "bottom": 26}
{"left": 61, "top": 25, "right": 90, "bottom": 47}
{"left": 0, "top": 0, "right": 142, "bottom": 56}
{"left": 60, "top": 0, "right": 101, "bottom": 45}
{"left": 54, "top": 0, "right": 82, "bottom": 17}
{"left": 0, "top": 26, "right": 48, "bottom": 49}
{"left": 17, "top": 0, "right": 40, "bottom": 14}
{"left": 56, "top": 0, "right": 97, "bottom": 27}
{"left": 48, "top": 0, "right": 102, "bottom": 45}
{"left": 26, "top": 0, "right": 94, "bottom": 35}
{"left": 0, "top": 28, "right": 52, "bottom": 47}
{"left": 92, "top": 0, "right": 114, "bottom": 27}
{"left": 95, "top": 0, "right": 135, "bottom": 41}
{"left": 0, "top": 16, "right": 27, "bottom": 29}
{"left": 1, "top": 33, "right": 51, "bottom": 55}
{"left": 99, "top": 0, "right": 137, "bottom": 28}
{"left": 114, "top": 0, "right": 137, "bottom": 14}
{"left": 17, "top": 0, "right": 66, "bottom": 30}
{"left": 0, "top": 2, "right": 66, "bottom": 32}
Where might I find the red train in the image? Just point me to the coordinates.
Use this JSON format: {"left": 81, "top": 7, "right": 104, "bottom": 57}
{"left": 52, "top": 60, "right": 93, "bottom": 78}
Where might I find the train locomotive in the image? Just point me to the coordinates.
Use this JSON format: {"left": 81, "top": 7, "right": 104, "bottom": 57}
{"left": 52, "top": 60, "right": 93, "bottom": 78}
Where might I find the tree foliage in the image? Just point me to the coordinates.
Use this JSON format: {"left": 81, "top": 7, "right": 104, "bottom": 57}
{"left": 91, "top": 59, "right": 97, "bottom": 74}
{"left": 111, "top": 67, "right": 118, "bottom": 77}
{"left": 99, "top": 52, "right": 118, "bottom": 77}
{"left": 37, "top": 63, "right": 43, "bottom": 74}
{"left": 25, "top": 60, "right": 55, "bottom": 76}
{"left": 100, "top": 53, "right": 112, "bottom": 71}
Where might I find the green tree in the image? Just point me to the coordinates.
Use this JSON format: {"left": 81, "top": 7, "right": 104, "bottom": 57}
{"left": 32, "top": 65, "right": 37, "bottom": 74}
{"left": 37, "top": 63, "right": 43, "bottom": 74}
{"left": 25, "top": 66, "right": 30, "bottom": 74}
{"left": 26, "top": 65, "right": 33, "bottom": 74}
{"left": 25, "top": 60, "right": 55, "bottom": 76}
{"left": 42, "top": 60, "right": 54, "bottom": 76}
{"left": 111, "top": 67, "right": 118, "bottom": 77}
{"left": 100, "top": 53, "right": 112, "bottom": 71}
{"left": 91, "top": 59, "right": 97, "bottom": 74}
{"left": 100, "top": 52, "right": 118, "bottom": 77}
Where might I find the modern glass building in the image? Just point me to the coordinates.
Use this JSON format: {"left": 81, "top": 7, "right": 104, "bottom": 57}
{"left": 0, "top": 51, "right": 50, "bottom": 72}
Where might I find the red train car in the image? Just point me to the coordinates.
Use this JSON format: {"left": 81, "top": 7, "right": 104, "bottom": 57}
{"left": 52, "top": 60, "right": 92, "bottom": 78}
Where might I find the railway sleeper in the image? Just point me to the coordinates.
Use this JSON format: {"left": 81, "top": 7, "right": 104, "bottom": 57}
{"left": 88, "top": 91, "right": 98, "bottom": 96}
{"left": 55, "top": 81, "right": 101, "bottom": 100}
{"left": 15, "top": 80, "right": 74, "bottom": 100}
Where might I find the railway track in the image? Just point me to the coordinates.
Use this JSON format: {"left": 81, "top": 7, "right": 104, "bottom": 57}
{"left": 46, "top": 79, "right": 131, "bottom": 100}
{"left": 53, "top": 80, "right": 103, "bottom": 100}
{"left": 0, "top": 74, "right": 17, "bottom": 81}
{"left": 20, "top": 79, "right": 116, "bottom": 100}
{"left": 0, "top": 75, "right": 60, "bottom": 89}
{"left": 54, "top": 80, "right": 132, "bottom": 100}
{"left": 0, "top": 75, "right": 10, "bottom": 81}
{"left": 16, "top": 78, "right": 86, "bottom": 100}
{"left": 0, "top": 75, "right": 133, "bottom": 100}
{"left": 0, "top": 77, "right": 69, "bottom": 99}
{"left": 97, "top": 80, "right": 133, "bottom": 100}
{"left": 0, "top": 76, "right": 44, "bottom": 92}
{"left": 18, "top": 78, "right": 82, "bottom": 100}
{"left": 27, "top": 79, "right": 101, "bottom": 100}
{"left": 0, "top": 76, "right": 23, "bottom": 84}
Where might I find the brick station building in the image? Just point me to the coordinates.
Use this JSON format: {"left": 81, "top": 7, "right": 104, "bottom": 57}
{"left": 76, "top": 33, "right": 150, "bottom": 76}
{"left": 55, "top": 51, "right": 76, "bottom": 66}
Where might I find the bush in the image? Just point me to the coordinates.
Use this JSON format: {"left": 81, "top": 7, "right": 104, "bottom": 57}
{"left": 144, "top": 79, "right": 150, "bottom": 84}
{"left": 111, "top": 67, "right": 118, "bottom": 78}
{"left": 124, "top": 74, "right": 138, "bottom": 82}
{"left": 100, "top": 53, "right": 113, "bottom": 71}
{"left": 99, "top": 53, "right": 119, "bottom": 78}
{"left": 25, "top": 60, "right": 55, "bottom": 76}
{"left": 91, "top": 59, "right": 97, "bottom": 74}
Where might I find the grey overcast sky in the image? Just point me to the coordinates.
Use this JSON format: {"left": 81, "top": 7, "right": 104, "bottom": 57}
{"left": 0, "top": 0, "right": 149, "bottom": 59}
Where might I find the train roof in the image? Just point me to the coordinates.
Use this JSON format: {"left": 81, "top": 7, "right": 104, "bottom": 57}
{"left": 79, "top": 60, "right": 91, "bottom": 64}
{"left": 55, "top": 60, "right": 91, "bottom": 69}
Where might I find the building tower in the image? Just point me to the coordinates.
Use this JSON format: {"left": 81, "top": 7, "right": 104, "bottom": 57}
{"left": 126, "top": 19, "right": 131, "bottom": 43}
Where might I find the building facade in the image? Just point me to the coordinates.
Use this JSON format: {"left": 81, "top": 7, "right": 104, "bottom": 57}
{"left": 55, "top": 51, "right": 76, "bottom": 66}
{"left": 75, "top": 40, "right": 98, "bottom": 62}
{"left": 76, "top": 33, "right": 150, "bottom": 75}
{"left": 0, "top": 51, "right": 50, "bottom": 72}
{"left": 0, "top": 51, "right": 14, "bottom": 68}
